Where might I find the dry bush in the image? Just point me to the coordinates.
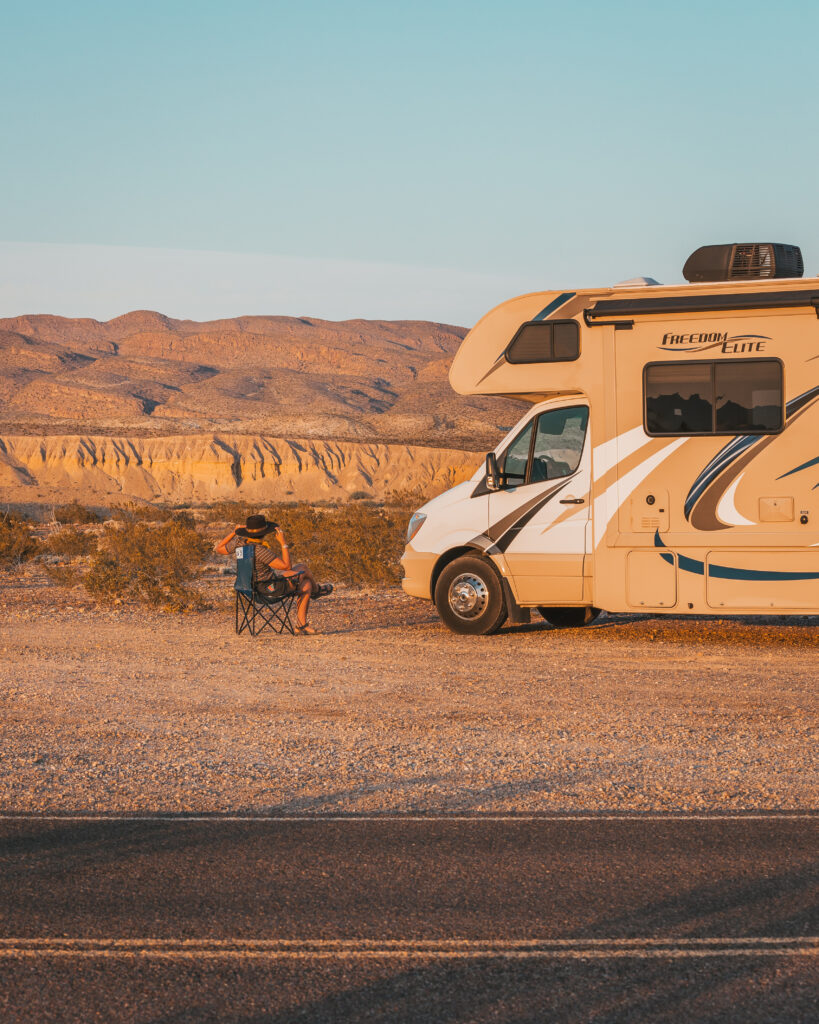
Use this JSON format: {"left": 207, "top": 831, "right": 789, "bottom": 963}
{"left": 42, "top": 526, "right": 98, "bottom": 557}
{"left": 53, "top": 501, "right": 100, "bottom": 524}
{"left": 113, "top": 503, "right": 195, "bottom": 528}
{"left": 84, "top": 519, "right": 211, "bottom": 611}
{"left": 0, "top": 513, "right": 38, "bottom": 567}
{"left": 199, "top": 501, "right": 257, "bottom": 525}
{"left": 384, "top": 487, "right": 430, "bottom": 509}
{"left": 43, "top": 564, "right": 82, "bottom": 586}
{"left": 272, "top": 504, "right": 411, "bottom": 586}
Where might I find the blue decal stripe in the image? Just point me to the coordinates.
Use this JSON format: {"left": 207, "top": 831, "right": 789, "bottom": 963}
{"left": 684, "top": 436, "right": 757, "bottom": 518}
{"left": 532, "top": 292, "right": 575, "bottom": 321}
{"left": 684, "top": 385, "right": 819, "bottom": 521}
{"left": 707, "top": 564, "right": 819, "bottom": 581}
{"left": 653, "top": 531, "right": 819, "bottom": 581}
{"left": 777, "top": 454, "right": 819, "bottom": 480}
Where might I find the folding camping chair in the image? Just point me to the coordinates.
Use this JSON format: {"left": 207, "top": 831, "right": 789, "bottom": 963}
{"left": 234, "top": 544, "right": 299, "bottom": 636}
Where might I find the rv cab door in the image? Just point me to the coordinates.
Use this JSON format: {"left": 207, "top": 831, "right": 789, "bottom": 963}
{"left": 488, "top": 403, "right": 591, "bottom": 605}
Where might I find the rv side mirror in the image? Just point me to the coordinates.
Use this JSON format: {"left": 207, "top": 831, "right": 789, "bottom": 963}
{"left": 485, "top": 452, "right": 502, "bottom": 491}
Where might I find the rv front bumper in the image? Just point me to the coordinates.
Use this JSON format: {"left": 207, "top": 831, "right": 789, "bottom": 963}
{"left": 400, "top": 544, "right": 436, "bottom": 600}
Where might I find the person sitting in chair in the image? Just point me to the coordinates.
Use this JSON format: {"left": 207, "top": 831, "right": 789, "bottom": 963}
{"left": 215, "top": 514, "right": 332, "bottom": 635}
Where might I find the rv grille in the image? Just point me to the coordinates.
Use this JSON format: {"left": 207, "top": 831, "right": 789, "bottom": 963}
{"left": 730, "top": 244, "right": 774, "bottom": 278}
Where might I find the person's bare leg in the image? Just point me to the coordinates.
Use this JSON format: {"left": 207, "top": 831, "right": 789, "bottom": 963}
{"left": 292, "top": 562, "right": 319, "bottom": 601}
{"left": 296, "top": 580, "right": 312, "bottom": 627}
{"left": 289, "top": 565, "right": 313, "bottom": 627}
{"left": 285, "top": 563, "right": 319, "bottom": 630}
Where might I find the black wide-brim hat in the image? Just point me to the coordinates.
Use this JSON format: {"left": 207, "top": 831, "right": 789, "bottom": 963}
{"left": 235, "top": 514, "right": 276, "bottom": 539}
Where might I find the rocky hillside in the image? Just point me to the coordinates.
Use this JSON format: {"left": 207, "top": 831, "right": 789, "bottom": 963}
{"left": 0, "top": 434, "right": 481, "bottom": 506}
{"left": 0, "top": 312, "right": 524, "bottom": 449}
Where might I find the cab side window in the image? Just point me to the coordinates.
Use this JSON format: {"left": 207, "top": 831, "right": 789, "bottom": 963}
{"left": 499, "top": 406, "right": 589, "bottom": 485}
{"left": 530, "top": 407, "right": 589, "bottom": 482}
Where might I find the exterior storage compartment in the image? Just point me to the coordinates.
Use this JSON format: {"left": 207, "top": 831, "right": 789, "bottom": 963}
{"left": 627, "top": 550, "right": 677, "bottom": 608}
{"left": 706, "top": 550, "right": 819, "bottom": 610}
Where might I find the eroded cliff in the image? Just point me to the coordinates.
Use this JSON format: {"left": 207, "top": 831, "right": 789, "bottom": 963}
{"left": 0, "top": 434, "right": 481, "bottom": 505}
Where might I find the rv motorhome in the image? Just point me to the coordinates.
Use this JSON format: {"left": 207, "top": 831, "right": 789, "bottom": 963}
{"left": 400, "top": 243, "right": 819, "bottom": 634}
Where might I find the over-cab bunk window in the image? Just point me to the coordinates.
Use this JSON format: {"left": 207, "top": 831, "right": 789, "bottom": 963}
{"left": 505, "top": 320, "right": 580, "bottom": 363}
{"left": 644, "top": 359, "right": 783, "bottom": 436}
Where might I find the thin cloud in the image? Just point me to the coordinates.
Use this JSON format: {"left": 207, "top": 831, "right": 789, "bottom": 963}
{"left": 0, "top": 242, "right": 527, "bottom": 326}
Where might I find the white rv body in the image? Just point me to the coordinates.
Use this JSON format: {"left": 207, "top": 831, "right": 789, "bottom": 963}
{"left": 401, "top": 249, "right": 819, "bottom": 633}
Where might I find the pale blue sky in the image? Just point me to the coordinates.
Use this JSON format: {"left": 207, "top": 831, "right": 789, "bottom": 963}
{"left": 2, "top": 0, "right": 817, "bottom": 323}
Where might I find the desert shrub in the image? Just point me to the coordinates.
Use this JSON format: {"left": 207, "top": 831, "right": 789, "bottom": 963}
{"left": 42, "top": 526, "right": 98, "bottom": 557}
{"left": 384, "top": 487, "right": 430, "bottom": 510}
{"left": 348, "top": 490, "right": 372, "bottom": 501}
{"left": 112, "top": 503, "right": 195, "bottom": 528}
{"left": 84, "top": 519, "right": 211, "bottom": 611}
{"left": 271, "top": 503, "right": 410, "bottom": 586}
{"left": 53, "top": 501, "right": 100, "bottom": 524}
{"left": 199, "top": 501, "right": 257, "bottom": 525}
{"left": 0, "top": 513, "right": 39, "bottom": 567}
{"left": 112, "top": 502, "right": 168, "bottom": 523}
{"left": 44, "top": 564, "right": 82, "bottom": 586}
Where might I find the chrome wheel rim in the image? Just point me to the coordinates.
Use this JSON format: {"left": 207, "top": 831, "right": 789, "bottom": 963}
{"left": 448, "top": 573, "right": 489, "bottom": 620}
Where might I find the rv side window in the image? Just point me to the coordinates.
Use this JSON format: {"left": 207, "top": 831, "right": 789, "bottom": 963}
{"left": 714, "top": 360, "right": 782, "bottom": 431}
{"left": 644, "top": 359, "right": 783, "bottom": 436}
{"left": 506, "top": 320, "right": 580, "bottom": 363}
{"left": 645, "top": 364, "right": 712, "bottom": 434}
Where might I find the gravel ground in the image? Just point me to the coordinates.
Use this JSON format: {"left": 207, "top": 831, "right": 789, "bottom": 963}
{"left": 0, "top": 570, "right": 816, "bottom": 813}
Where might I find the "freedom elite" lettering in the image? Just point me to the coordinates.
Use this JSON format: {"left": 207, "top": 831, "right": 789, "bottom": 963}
{"left": 661, "top": 332, "right": 767, "bottom": 353}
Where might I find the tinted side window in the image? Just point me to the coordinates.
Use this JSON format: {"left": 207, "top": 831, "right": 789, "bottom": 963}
{"left": 645, "top": 360, "right": 783, "bottom": 435}
{"left": 530, "top": 407, "right": 589, "bottom": 482}
{"left": 506, "top": 320, "right": 580, "bottom": 363}
{"left": 645, "top": 363, "right": 713, "bottom": 434}
{"left": 715, "top": 360, "right": 782, "bottom": 431}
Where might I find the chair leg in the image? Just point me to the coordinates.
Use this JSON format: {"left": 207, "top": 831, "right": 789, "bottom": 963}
{"left": 241, "top": 593, "right": 298, "bottom": 636}
{"left": 236, "top": 592, "right": 254, "bottom": 635}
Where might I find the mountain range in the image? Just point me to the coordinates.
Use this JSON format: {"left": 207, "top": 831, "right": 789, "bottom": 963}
{"left": 0, "top": 311, "right": 523, "bottom": 448}
{"left": 0, "top": 312, "right": 524, "bottom": 506}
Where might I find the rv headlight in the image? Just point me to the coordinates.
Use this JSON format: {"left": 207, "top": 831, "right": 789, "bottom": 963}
{"left": 406, "top": 511, "right": 427, "bottom": 544}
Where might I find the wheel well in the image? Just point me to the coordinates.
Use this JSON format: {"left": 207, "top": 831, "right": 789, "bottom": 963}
{"left": 430, "top": 546, "right": 487, "bottom": 599}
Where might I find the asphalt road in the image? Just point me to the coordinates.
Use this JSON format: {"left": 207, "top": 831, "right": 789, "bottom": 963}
{"left": 0, "top": 814, "right": 816, "bottom": 1023}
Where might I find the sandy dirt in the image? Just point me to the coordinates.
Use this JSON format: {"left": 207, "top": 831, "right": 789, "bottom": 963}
{"left": 0, "top": 569, "right": 816, "bottom": 813}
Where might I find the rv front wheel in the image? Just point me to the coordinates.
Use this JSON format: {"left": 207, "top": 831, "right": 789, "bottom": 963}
{"left": 539, "top": 606, "right": 600, "bottom": 628}
{"left": 435, "top": 556, "right": 508, "bottom": 635}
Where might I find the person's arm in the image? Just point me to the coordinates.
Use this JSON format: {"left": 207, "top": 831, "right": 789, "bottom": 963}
{"left": 214, "top": 527, "right": 238, "bottom": 556}
{"left": 272, "top": 527, "right": 292, "bottom": 571}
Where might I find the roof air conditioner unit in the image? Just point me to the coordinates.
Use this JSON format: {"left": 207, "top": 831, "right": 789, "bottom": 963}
{"left": 683, "top": 243, "right": 803, "bottom": 283}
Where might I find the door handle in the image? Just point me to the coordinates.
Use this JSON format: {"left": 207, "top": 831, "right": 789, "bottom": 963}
{"left": 559, "top": 497, "right": 585, "bottom": 504}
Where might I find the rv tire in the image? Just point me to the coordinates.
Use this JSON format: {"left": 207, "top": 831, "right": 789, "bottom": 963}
{"left": 539, "top": 606, "right": 600, "bottom": 628}
{"left": 435, "top": 555, "right": 508, "bottom": 635}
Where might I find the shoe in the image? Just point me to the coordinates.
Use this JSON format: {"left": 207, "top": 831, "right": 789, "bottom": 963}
{"left": 294, "top": 623, "right": 318, "bottom": 636}
{"left": 312, "top": 583, "right": 333, "bottom": 599}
